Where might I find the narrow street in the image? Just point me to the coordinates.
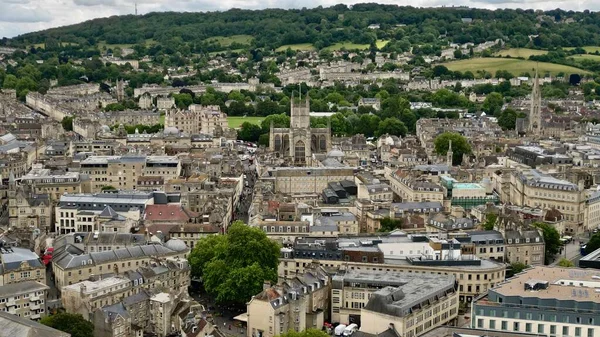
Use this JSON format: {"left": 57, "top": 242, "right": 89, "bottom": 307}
{"left": 233, "top": 160, "right": 257, "bottom": 225}
{"left": 190, "top": 290, "right": 246, "bottom": 337}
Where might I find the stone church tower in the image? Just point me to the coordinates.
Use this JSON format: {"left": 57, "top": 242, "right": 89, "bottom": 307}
{"left": 269, "top": 94, "right": 331, "bottom": 166}
{"left": 289, "top": 95, "right": 312, "bottom": 165}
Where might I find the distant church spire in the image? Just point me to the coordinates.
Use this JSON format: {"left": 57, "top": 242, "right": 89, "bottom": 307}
{"left": 528, "top": 65, "right": 542, "bottom": 138}
{"left": 447, "top": 140, "right": 453, "bottom": 167}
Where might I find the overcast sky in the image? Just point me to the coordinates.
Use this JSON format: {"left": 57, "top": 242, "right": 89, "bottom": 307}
{"left": 0, "top": 0, "right": 598, "bottom": 39}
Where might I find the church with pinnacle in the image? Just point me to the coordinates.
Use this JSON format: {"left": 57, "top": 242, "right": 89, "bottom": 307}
{"left": 269, "top": 94, "right": 332, "bottom": 166}
{"left": 516, "top": 69, "right": 543, "bottom": 138}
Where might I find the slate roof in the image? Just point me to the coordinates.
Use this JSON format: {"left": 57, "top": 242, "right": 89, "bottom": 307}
{"left": 0, "top": 281, "right": 48, "bottom": 297}
{"left": 144, "top": 204, "right": 199, "bottom": 222}
{"left": 100, "top": 303, "right": 130, "bottom": 322}
{"left": 0, "top": 311, "right": 70, "bottom": 337}
{"left": 0, "top": 247, "right": 43, "bottom": 274}
{"left": 53, "top": 243, "right": 181, "bottom": 270}
{"left": 99, "top": 205, "right": 119, "bottom": 219}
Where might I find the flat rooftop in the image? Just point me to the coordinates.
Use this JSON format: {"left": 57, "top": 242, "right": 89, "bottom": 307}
{"left": 62, "top": 277, "right": 130, "bottom": 295}
{"left": 453, "top": 183, "right": 484, "bottom": 190}
{"left": 334, "top": 268, "right": 455, "bottom": 287}
{"left": 337, "top": 269, "right": 455, "bottom": 316}
{"left": 0, "top": 281, "right": 48, "bottom": 297}
{"left": 492, "top": 266, "right": 600, "bottom": 301}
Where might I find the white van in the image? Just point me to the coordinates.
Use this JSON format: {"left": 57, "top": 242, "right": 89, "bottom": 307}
{"left": 343, "top": 324, "right": 358, "bottom": 336}
{"left": 334, "top": 324, "right": 347, "bottom": 336}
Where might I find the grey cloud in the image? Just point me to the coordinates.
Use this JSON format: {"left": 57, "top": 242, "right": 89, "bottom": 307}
{"left": 72, "top": 0, "right": 116, "bottom": 6}
{"left": 0, "top": 4, "right": 53, "bottom": 23}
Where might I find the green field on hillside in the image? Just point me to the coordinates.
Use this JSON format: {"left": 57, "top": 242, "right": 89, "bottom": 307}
{"left": 495, "top": 48, "right": 548, "bottom": 58}
{"left": 32, "top": 42, "right": 78, "bottom": 49}
{"left": 570, "top": 54, "right": 600, "bottom": 62}
{"left": 566, "top": 46, "right": 600, "bottom": 53}
{"left": 275, "top": 43, "right": 317, "bottom": 52}
{"left": 228, "top": 116, "right": 263, "bottom": 128}
{"left": 323, "top": 40, "right": 390, "bottom": 52}
{"left": 441, "top": 58, "right": 589, "bottom": 76}
{"left": 323, "top": 42, "right": 370, "bottom": 51}
{"left": 205, "top": 35, "right": 253, "bottom": 47}
{"left": 96, "top": 39, "right": 155, "bottom": 51}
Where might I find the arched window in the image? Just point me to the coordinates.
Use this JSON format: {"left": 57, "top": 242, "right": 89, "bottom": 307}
{"left": 283, "top": 135, "right": 290, "bottom": 153}
{"left": 274, "top": 134, "right": 282, "bottom": 152}
{"left": 295, "top": 140, "right": 306, "bottom": 164}
{"left": 319, "top": 134, "right": 327, "bottom": 152}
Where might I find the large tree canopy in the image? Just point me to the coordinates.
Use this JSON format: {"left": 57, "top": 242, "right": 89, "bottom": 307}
{"left": 533, "top": 222, "right": 561, "bottom": 264}
{"left": 188, "top": 221, "right": 280, "bottom": 305}
{"left": 585, "top": 233, "right": 600, "bottom": 254}
{"left": 434, "top": 132, "right": 472, "bottom": 166}
{"left": 41, "top": 313, "right": 94, "bottom": 337}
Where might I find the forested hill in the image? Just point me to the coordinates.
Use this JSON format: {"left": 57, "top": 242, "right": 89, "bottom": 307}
{"left": 7, "top": 4, "right": 600, "bottom": 52}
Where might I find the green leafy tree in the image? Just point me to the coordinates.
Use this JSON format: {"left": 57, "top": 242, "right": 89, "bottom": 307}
{"left": 104, "top": 103, "right": 126, "bottom": 111}
{"left": 2, "top": 74, "right": 18, "bottom": 89}
{"left": 378, "top": 217, "right": 403, "bottom": 232}
{"left": 381, "top": 96, "right": 411, "bottom": 119}
{"left": 585, "top": 233, "right": 600, "bottom": 254}
{"left": 238, "top": 122, "right": 263, "bottom": 142}
{"left": 557, "top": 258, "right": 575, "bottom": 267}
{"left": 277, "top": 329, "right": 330, "bottom": 337}
{"left": 330, "top": 113, "right": 349, "bottom": 136}
{"left": 260, "top": 114, "right": 290, "bottom": 133}
{"left": 188, "top": 221, "right": 280, "bottom": 304}
{"left": 41, "top": 313, "right": 94, "bottom": 337}
{"left": 497, "top": 108, "right": 518, "bottom": 131}
{"left": 482, "top": 92, "right": 504, "bottom": 116}
{"left": 533, "top": 222, "right": 561, "bottom": 264}
{"left": 101, "top": 185, "right": 117, "bottom": 191}
{"left": 173, "top": 93, "right": 193, "bottom": 109}
{"left": 434, "top": 132, "right": 471, "bottom": 166}
{"left": 258, "top": 133, "right": 270, "bottom": 147}
{"left": 483, "top": 213, "right": 498, "bottom": 230}
{"left": 228, "top": 90, "right": 245, "bottom": 102}
{"left": 508, "top": 262, "right": 529, "bottom": 277}
{"left": 377, "top": 118, "right": 407, "bottom": 137}
{"left": 62, "top": 116, "right": 74, "bottom": 131}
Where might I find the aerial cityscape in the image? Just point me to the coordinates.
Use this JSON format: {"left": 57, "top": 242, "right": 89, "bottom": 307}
{"left": 2, "top": 2, "right": 600, "bottom": 337}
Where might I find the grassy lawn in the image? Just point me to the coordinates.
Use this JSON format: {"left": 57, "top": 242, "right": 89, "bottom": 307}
{"left": 323, "top": 39, "right": 389, "bottom": 52}
{"left": 159, "top": 114, "right": 165, "bottom": 125}
{"left": 323, "top": 42, "right": 369, "bottom": 51}
{"left": 570, "top": 54, "right": 600, "bottom": 62}
{"left": 275, "top": 43, "right": 316, "bottom": 52}
{"left": 441, "top": 58, "right": 589, "bottom": 76}
{"left": 205, "top": 35, "right": 253, "bottom": 47}
{"left": 376, "top": 40, "right": 390, "bottom": 49}
{"left": 495, "top": 48, "right": 548, "bottom": 58}
{"left": 228, "top": 116, "right": 264, "bottom": 129}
